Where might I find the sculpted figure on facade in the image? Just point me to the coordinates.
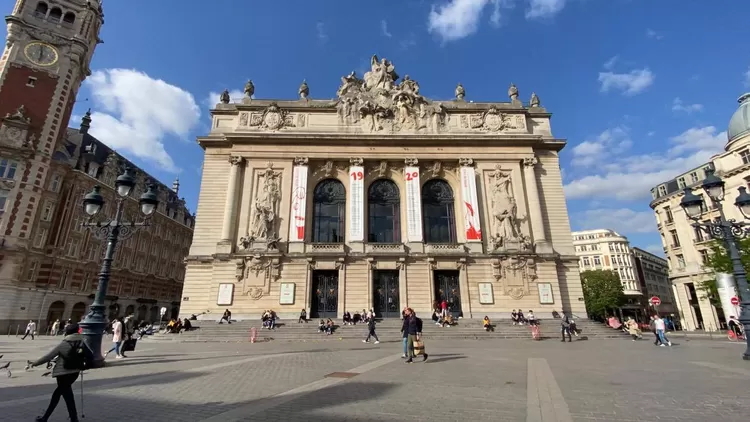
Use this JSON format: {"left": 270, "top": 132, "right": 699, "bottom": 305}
{"left": 298, "top": 80, "right": 309, "bottom": 99}
{"left": 455, "top": 83, "right": 466, "bottom": 101}
{"left": 219, "top": 89, "right": 230, "bottom": 104}
{"left": 530, "top": 92, "right": 540, "bottom": 108}
{"left": 364, "top": 55, "right": 398, "bottom": 92}
{"left": 244, "top": 80, "right": 255, "bottom": 98}
{"left": 488, "top": 165, "right": 522, "bottom": 250}
{"left": 250, "top": 163, "right": 281, "bottom": 243}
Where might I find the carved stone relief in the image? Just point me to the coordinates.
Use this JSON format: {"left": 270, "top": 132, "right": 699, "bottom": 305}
{"left": 242, "top": 103, "right": 295, "bottom": 131}
{"left": 0, "top": 105, "right": 34, "bottom": 151}
{"left": 237, "top": 255, "right": 281, "bottom": 299}
{"left": 460, "top": 108, "right": 527, "bottom": 133}
{"left": 335, "top": 55, "right": 448, "bottom": 134}
{"left": 491, "top": 257, "right": 538, "bottom": 300}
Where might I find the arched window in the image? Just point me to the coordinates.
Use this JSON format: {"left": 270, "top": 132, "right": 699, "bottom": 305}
{"left": 63, "top": 12, "right": 76, "bottom": 25}
{"left": 421, "top": 179, "right": 456, "bottom": 243}
{"left": 312, "top": 179, "right": 346, "bottom": 243}
{"left": 48, "top": 7, "right": 62, "bottom": 22}
{"left": 34, "top": 2, "right": 48, "bottom": 17}
{"left": 368, "top": 179, "right": 400, "bottom": 243}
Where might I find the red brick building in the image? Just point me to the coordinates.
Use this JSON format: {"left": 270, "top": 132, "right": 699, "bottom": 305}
{"left": 0, "top": 1, "right": 193, "bottom": 333}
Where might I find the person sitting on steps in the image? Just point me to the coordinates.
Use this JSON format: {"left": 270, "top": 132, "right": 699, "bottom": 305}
{"left": 219, "top": 309, "right": 232, "bottom": 324}
{"left": 298, "top": 309, "right": 307, "bottom": 323}
{"left": 483, "top": 316, "right": 493, "bottom": 332}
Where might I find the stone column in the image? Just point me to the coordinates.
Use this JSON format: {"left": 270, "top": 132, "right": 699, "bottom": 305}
{"left": 288, "top": 157, "right": 309, "bottom": 253}
{"left": 459, "top": 158, "right": 483, "bottom": 253}
{"left": 404, "top": 158, "right": 424, "bottom": 253}
{"left": 348, "top": 157, "right": 365, "bottom": 253}
{"left": 522, "top": 156, "right": 551, "bottom": 254}
{"left": 218, "top": 155, "right": 244, "bottom": 253}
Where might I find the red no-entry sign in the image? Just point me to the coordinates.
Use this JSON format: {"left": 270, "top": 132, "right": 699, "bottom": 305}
{"left": 650, "top": 296, "right": 661, "bottom": 306}
{"left": 731, "top": 296, "right": 740, "bottom": 306}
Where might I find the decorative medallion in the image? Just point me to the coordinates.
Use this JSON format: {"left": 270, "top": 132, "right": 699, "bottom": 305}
{"left": 262, "top": 103, "right": 287, "bottom": 130}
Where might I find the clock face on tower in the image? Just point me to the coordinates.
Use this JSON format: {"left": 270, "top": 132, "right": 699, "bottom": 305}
{"left": 23, "top": 42, "right": 59, "bottom": 67}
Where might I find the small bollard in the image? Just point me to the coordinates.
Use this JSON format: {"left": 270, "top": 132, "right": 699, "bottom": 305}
{"left": 250, "top": 327, "right": 257, "bottom": 343}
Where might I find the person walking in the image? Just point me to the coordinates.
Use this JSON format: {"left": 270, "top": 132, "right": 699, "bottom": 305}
{"left": 626, "top": 317, "right": 641, "bottom": 341}
{"left": 400, "top": 313, "right": 409, "bottom": 358}
{"left": 648, "top": 315, "right": 662, "bottom": 346}
{"left": 51, "top": 319, "right": 60, "bottom": 336}
{"left": 403, "top": 308, "right": 428, "bottom": 363}
{"left": 362, "top": 317, "right": 380, "bottom": 344}
{"left": 654, "top": 315, "right": 672, "bottom": 347}
{"left": 560, "top": 312, "right": 572, "bottom": 342}
{"left": 22, "top": 320, "right": 36, "bottom": 340}
{"left": 27, "top": 323, "right": 92, "bottom": 422}
{"left": 104, "top": 317, "right": 124, "bottom": 359}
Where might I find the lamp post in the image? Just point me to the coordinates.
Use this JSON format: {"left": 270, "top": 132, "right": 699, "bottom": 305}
{"left": 78, "top": 167, "right": 159, "bottom": 367}
{"left": 679, "top": 172, "right": 750, "bottom": 360}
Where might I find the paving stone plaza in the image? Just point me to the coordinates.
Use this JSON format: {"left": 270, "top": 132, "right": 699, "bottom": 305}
{"left": 1, "top": 335, "right": 749, "bottom": 421}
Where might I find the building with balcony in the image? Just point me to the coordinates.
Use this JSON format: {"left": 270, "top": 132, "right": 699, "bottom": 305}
{"left": 650, "top": 93, "right": 750, "bottom": 331}
{"left": 180, "top": 58, "right": 587, "bottom": 321}
{"left": 571, "top": 229, "right": 644, "bottom": 317}
{"left": 632, "top": 247, "right": 676, "bottom": 316}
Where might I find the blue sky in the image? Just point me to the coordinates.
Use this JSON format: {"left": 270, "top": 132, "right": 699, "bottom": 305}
{"left": 4, "top": 0, "right": 750, "bottom": 254}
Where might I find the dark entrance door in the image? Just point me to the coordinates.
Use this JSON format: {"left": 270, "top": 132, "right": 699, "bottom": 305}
{"left": 434, "top": 270, "right": 462, "bottom": 316}
{"left": 311, "top": 270, "right": 339, "bottom": 318}
{"left": 373, "top": 270, "right": 400, "bottom": 318}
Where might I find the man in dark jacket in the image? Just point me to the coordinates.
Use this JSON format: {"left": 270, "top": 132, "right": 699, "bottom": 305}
{"left": 560, "top": 312, "right": 572, "bottom": 342}
{"left": 27, "top": 323, "right": 87, "bottom": 422}
{"left": 403, "top": 308, "right": 428, "bottom": 363}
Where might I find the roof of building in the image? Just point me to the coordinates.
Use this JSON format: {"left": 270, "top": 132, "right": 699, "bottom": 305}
{"left": 728, "top": 93, "right": 750, "bottom": 144}
{"left": 52, "top": 112, "right": 193, "bottom": 222}
{"left": 631, "top": 247, "right": 668, "bottom": 265}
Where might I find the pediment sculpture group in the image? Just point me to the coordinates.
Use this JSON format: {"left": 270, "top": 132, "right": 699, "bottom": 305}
{"left": 336, "top": 55, "right": 447, "bottom": 133}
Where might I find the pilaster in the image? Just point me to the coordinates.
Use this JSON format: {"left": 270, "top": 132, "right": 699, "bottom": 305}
{"left": 522, "top": 156, "right": 552, "bottom": 254}
{"left": 217, "top": 155, "right": 243, "bottom": 254}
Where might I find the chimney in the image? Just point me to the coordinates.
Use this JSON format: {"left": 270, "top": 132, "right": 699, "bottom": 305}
{"left": 79, "top": 109, "right": 92, "bottom": 134}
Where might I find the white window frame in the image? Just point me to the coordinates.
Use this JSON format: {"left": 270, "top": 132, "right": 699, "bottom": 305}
{"left": 33, "top": 228, "right": 47, "bottom": 248}
{"left": 26, "top": 261, "right": 38, "bottom": 281}
{"left": 0, "top": 189, "right": 9, "bottom": 212}
{"left": 41, "top": 202, "right": 53, "bottom": 222}
{"left": 0, "top": 158, "right": 18, "bottom": 179}
{"left": 50, "top": 174, "right": 62, "bottom": 192}
{"left": 66, "top": 238, "right": 79, "bottom": 258}
{"left": 58, "top": 268, "right": 69, "bottom": 289}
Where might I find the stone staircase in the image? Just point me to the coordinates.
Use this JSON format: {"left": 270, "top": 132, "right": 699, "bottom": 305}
{"left": 146, "top": 318, "right": 630, "bottom": 343}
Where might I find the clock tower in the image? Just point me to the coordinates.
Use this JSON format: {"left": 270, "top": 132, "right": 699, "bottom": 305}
{"left": 0, "top": 0, "right": 102, "bottom": 243}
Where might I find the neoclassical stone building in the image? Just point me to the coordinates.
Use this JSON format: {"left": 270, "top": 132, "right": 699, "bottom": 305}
{"left": 181, "top": 56, "right": 585, "bottom": 320}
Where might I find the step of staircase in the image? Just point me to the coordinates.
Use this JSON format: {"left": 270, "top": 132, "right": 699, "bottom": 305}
{"left": 147, "top": 319, "right": 630, "bottom": 342}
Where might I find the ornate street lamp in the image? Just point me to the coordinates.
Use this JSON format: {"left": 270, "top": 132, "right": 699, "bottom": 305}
{"left": 680, "top": 174, "right": 750, "bottom": 360}
{"left": 79, "top": 167, "right": 159, "bottom": 367}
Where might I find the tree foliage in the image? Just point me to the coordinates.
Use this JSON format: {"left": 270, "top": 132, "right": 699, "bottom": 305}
{"left": 580, "top": 270, "right": 626, "bottom": 320}
{"left": 699, "top": 237, "right": 750, "bottom": 304}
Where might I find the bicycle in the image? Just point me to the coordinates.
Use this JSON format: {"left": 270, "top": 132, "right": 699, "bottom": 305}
{"left": 727, "top": 327, "right": 745, "bottom": 342}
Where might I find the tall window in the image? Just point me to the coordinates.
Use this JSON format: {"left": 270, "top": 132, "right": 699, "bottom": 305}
{"left": 368, "top": 179, "right": 400, "bottom": 243}
{"left": 0, "top": 158, "right": 18, "bottom": 179}
{"left": 421, "top": 179, "right": 456, "bottom": 243}
{"left": 664, "top": 207, "right": 674, "bottom": 223}
{"left": 312, "top": 179, "right": 346, "bottom": 243}
{"left": 0, "top": 189, "right": 8, "bottom": 212}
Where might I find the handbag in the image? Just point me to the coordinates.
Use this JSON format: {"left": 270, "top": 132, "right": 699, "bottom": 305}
{"left": 122, "top": 338, "right": 137, "bottom": 352}
{"left": 413, "top": 339, "right": 426, "bottom": 356}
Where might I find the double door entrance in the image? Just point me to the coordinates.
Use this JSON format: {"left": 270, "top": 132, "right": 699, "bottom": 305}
{"left": 311, "top": 270, "right": 338, "bottom": 318}
{"left": 434, "top": 270, "right": 462, "bottom": 316}
{"left": 373, "top": 270, "right": 400, "bottom": 318}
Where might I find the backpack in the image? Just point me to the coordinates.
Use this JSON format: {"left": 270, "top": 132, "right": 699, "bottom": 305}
{"left": 62, "top": 339, "right": 95, "bottom": 371}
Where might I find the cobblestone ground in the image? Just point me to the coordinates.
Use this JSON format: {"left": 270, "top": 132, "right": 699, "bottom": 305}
{"left": 1, "top": 335, "right": 749, "bottom": 421}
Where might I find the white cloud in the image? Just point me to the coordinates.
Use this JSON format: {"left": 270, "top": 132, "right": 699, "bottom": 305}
{"left": 428, "top": 0, "right": 495, "bottom": 42}
{"left": 400, "top": 36, "right": 418, "bottom": 50}
{"left": 672, "top": 97, "right": 704, "bottom": 114}
{"left": 381, "top": 20, "right": 392, "bottom": 37}
{"left": 564, "top": 126, "right": 727, "bottom": 201}
{"left": 525, "top": 0, "right": 565, "bottom": 19}
{"left": 316, "top": 22, "right": 328, "bottom": 43}
{"left": 647, "top": 131, "right": 656, "bottom": 137}
{"left": 572, "top": 208, "right": 658, "bottom": 235}
{"left": 646, "top": 29, "right": 663, "bottom": 40}
{"left": 204, "top": 89, "right": 244, "bottom": 109}
{"left": 744, "top": 67, "right": 750, "bottom": 87}
{"left": 571, "top": 126, "right": 633, "bottom": 167}
{"left": 427, "top": 0, "right": 533, "bottom": 42}
{"left": 603, "top": 55, "right": 618, "bottom": 70}
{"left": 86, "top": 69, "right": 201, "bottom": 173}
{"left": 598, "top": 68, "right": 654, "bottom": 96}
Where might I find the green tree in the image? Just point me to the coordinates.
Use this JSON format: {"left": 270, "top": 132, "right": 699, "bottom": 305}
{"left": 699, "top": 237, "right": 750, "bottom": 304}
{"left": 580, "top": 270, "right": 626, "bottom": 320}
